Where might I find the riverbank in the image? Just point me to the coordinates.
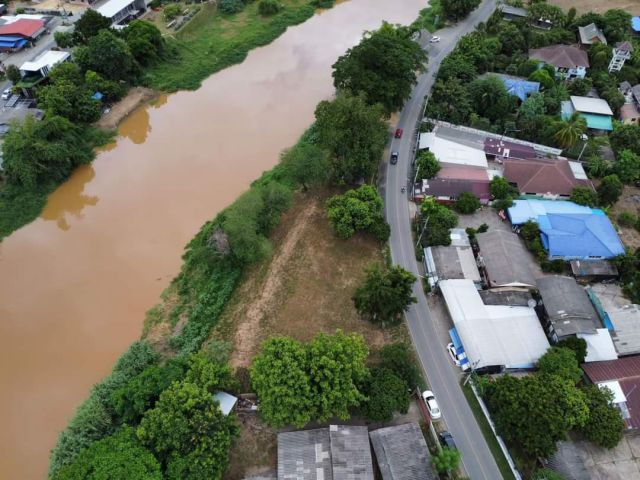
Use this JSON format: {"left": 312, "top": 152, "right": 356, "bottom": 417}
{"left": 96, "top": 87, "right": 159, "bottom": 130}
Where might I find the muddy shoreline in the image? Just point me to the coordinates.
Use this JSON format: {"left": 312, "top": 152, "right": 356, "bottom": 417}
{"left": 96, "top": 87, "right": 160, "bottom": 130}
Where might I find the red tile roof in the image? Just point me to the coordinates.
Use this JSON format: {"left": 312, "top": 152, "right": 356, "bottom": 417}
{"left": 422, "top": 177, "right": 491, "bottom": 201}
{"left": 0, "top": 19, "right": 45, "bottom": 38}
{"left": 437, "top": 165, "right": 489, "bottom": 181}
{"left": 503, "top": 158, "right": 590, "bottom": 196}
{"left": 583, "top": 356, "right": 640, "bottom": 383}
{"left": 529, "top": 45, "right": 589, "bottom": 69}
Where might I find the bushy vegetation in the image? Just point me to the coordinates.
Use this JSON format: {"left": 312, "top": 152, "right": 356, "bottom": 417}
{"left": 455, "top": 191, "right": 481, "bottom": 214}
{"left": 418, "top": 198, "right": 458, "bottom": 247}
{"left": 326, "top": 185, "right": 389, "bottom": 241}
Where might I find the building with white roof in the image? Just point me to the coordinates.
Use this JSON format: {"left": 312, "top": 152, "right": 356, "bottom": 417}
{"left": 439, "top": 279, "right": 550, "bottom": 371}
{"left": 418, "top": 132, "right": 488, "bottom": 168}
{"left": 578, "top": 329, "right": 618, "bottom": 362}
{"left": 20, "top": 49, "right": 70, "bottom": 77}
{"left": 95, "top": 0, "right": 147, "bottom": 26}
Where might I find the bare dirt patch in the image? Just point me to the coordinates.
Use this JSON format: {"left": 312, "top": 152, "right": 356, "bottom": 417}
{"left": 96, "top": 87, "right": 158, "bottom": 130}
{"left": 611, "top": 185, "right": 640, "bottom": 251}
{"left": 548, "top": 0, "right": 640, "bottom": 15}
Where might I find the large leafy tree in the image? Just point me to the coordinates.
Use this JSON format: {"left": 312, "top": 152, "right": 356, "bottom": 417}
{"left": 431, "top": 447, "right": 461, "bottom": 475}
{"left": 361, "top": 367, "right": 410, "bottom": 421}
{"left": 378, "top": 343, "right": 422, "bottom": 389}
{"left": 578, "top": 384, "right": 625, "bottom": 448}
{"left": 490, "top": 176, "right": 517, "bottom": 200}
{"left": 75, "top": 29, "right": 140, "bottom": 82}
{"left": 438, "top": 53, "right": 477, "bottom": 82}
{"left": 415, "top": 150, "right": 441, "bottom": 179}
{"left": 486, "top": 374, "right": 589, "bottom": 458}
{"left": 427, "top": 79, "right": 473, "bottom": 124}
{"left": 353, "top": 264, "right": 417, "bottom": 325}
{"left": 557, "top": 337, "right": 588, "bottom": 364}
{"left": 421, "top": 201, "right": 458, "bottom": 246}
{"left": 455, "top": 191, "right": 481, "bottom": 214}
{"left": 326, "top": 185, "right": 389, "bottom": 241}
{"left": 122, "top": 20, "right": 164, "bottom": 66}
{"left": 314, "top": 93, "right": 388, "bottom": 183}
{"left": 53, "top": 427, "right": 161, "bottom": 480}
{"left": 469, "top": 75, "right": 516, "bottom": 122}
{"left": 332, "top": 22, "right": 427, "bottom": 113}
{"left": 537, "top": 347, "right": 583, "bottom": 384}
{"left": 553, "top": 112, "right": 587, "bottom": 148}
{"left": 614, "top": 150, "right": 640, "bottom": 184}
{"left": 38, "top": 80, "right": 101, "bottom": 124}
{"left": 280, "top": 141, "right": 329, "bottom": 190}
{"left": 137, "top": 381, "right": 238, "bottom": 480}
{"left": 570, "top": 186, "right": 598, "bottom": 207}
{"left": 602, "top": 9, "right": 632, "bottom": 43}
{"left": 73, "top": 9, "right": 111, "bottom": 44}
{"left": 528, "top": 2, "right": 566, "bottom": 27}
{"left": 610, "top": 124, "right": 640, "bottom": 156}
{"left": 441, "top": 0, "right": 481, "bottom": 21}
{"left": 597, "top": 174, "right": 623, "bottom": 206}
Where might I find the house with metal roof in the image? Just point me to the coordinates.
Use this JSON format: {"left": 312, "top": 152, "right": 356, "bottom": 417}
{"left": 476, "top": 229, "right": 536, "bottom": 288}
{"left": 536, "top": 276, "right": 602, "bottom": 340}
{"left": 508, "top": 199, "right": 624, "bottom": 260}
{"left": 0, "top": 18, "right": 45, "bottom": 50}
{"left": 423, "top": 229, "right": 481, "bottom": 289}
{"left": 418, "top": 132, "right": 488, "bottom": 168}
{"left": 561, "top": 95, "right": 614, "bottom": 131}
{"left": 484, "top": 137, "right": 538, "bottom": 161}
{"left": 277, "top": 425, "right": 374, "bottom": 480}
{"left": 499, "top": 4, "right": 527, "bottom": 22}
{"left": 489, "top": 73, "right": 540, "bottom": 102}
{"left": 369, "top": 423, "right": 436, "bottom": 480}
{"left": 578, "top": 23, "right": 607, "bottom": 46}
{"left": 529, "top": 45, "right": 589, "bottom": 79}
{"left": 570, "top": 259, "right": 618, "bottom": 283}
{"left": 94, "top": 0, "right": 147, "bottom": 26}
{"left": 19, "top": 50, "right": 70, "bottom": 87}
{"left": 439, "top": 279, "right": 550, "bottom": 371}
{"left": 503, "top": 158, "right": 591, "bottom": 198}
{"left": 602, "top": 304, "right": 640, "bottom": 357}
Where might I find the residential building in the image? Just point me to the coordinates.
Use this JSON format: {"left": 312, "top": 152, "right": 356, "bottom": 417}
{"left": 278, "top": 426, "right": 374, "bottom": 480}
{"left": 609, "top": 41, "right": 633, "bottom": 73}
{"left": 583, "top": 357, "right": 640, "bottom": 429}
{"left": 498, "top": 4, "right": 527, "bottom": 22}
{"left": 508, "top": 199, "right": 625, "bottom": 260}
{"left": 536, "top": 276, "right": 602, "bottom": 340}
{"left": 578, "top": 23, "right": 606, "bottom": 46}
{"left": 369, "top": 423, "right": 437, "bottom": 480}
{"left": 577, "top": 328, "right": 618, "bottom": 362}
{"left": 476, "top": 229, "right": 536, "bottom": 288}
{"left": 0, "top": 18, "right": 45, "bottom": 51}
{"left": 491, "top": 73, "right": 540, "bottom": 102}
{"left": 484, "top": 137, "right": 538, "bottom": 161}
{"left": 416, "top": 176, "right": 490, "bottom": 204}
{"left": 95, "top": 0, "right": 148, "bottom": 27}
{"left": 440, "top": 279, "right": 550, "bottom": 372}
{"left": 529, "top": 45, "right": 589, "bottom": 79}
{"left": 423, "top": 229, "right": 481, "bottom": 289}
{"left": 620, "top": 102, "right": 640, "bottom": 125}
{"left": 561, "top": 95, "right": 614, "bottom": 132}
{"left": 503, "top": 157, "right": 592, "bottom": 198}
{"left": 570, "top": 259, "right": 618, "bottom": 283}
{"left": 19, "top": 50, "right": 70, "bottom": 87}
{"left": 418, "top": 132, "right": 488, "bottom": 168}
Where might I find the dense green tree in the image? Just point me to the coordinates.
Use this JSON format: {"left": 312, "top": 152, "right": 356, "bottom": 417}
{"left": 519, "top": 93, "right": 546, "bottom": 119}
{"left": 579, "top": 384, "right": 625, "bottom": 448}
{"left": 614, "top": 150, "right": 640, "bottom": 184}
{"left": 568, "top": 77, "right": 593, "bottom": 96}
{"left": 602, "top": 9, "right": 632, "bottom": 43}
{"left": 528, "top": 2, "right": 566, "bottom": 27}
{"left": 610, "top": 124, "right": 640, "bottom": 156}
{"left": 438, "top": 53, "right": 477, "bottom": 82}
{"left": 553, "top": 112, "right": 587, "bottom": 148}
{"left": 589, "top": 43, "right": 612, "bottom": 71}
{"left": 39, "top": 80, "right": 101, "bottom": 124}
{"left": 490, "top": 176, "right": 517, "bottom": 200}
{"left": 361, "top": 368, "right": 410, "bottom": 421}
{"left": 75, "top": 30, "right": 140, "bottom": 83}
{"left": 597, "top": 174, "right": 624, "bottom": 206}
{"left": 537, "top": 347, "right": 583, "bottom": 384}
{"left": 54, "top": 427, "right": 161, "bottom": 480}
{"left": 73, "top": 9, "right": 111, "bottom": 43}
{"left": 557, "top": 337, "right": 588, "bottom": 364}
{"left": 455, "top": 191, "right": 481, "bottom": 214}
{"left": 587, "top": 155, "right": 611, "bottom": 178}
{"left": 49, "top": 62, "right": 84, "bottom": 86}
{"left": 570, "top": 186, "right": 598, "bottom": 207}
{"left": 257, "top": 181, "right": 293, "bottom": 234}
{"left": 314, "top": 93, "right": 387, "bottom": 183}
{"left": 529, "top": 68, "right": 555, "bottom": 89}
{"left": 421, "top": 202, "right": 458, "bottom": 246}
{"left": 326, "top": 185, "right": 389, "bottom": 241}
{"left": 431, "top": 447, "right": 461, "bottom": 475}
{"left": 84, "top": 70, "right": 126, "bottom": 102}
{"left": 5, "top": 64, "right": 20, "bottom": 84}
{"left": 122, "top": 20, "right": 164, "bottom": 65}
{"left": 54, "top": 31, "right": 75, "bottom": 48}
{"left": 531, "top": 468, "right": 566, "bottom": 480}
{"left": 250, "top": 337, "right": 314, "bottom": 427}
{"left": 426, "top": 79, "right": 474, "bottom": 124}
{"left": 486, "top": 374, "right": 588, "bottom": 458}
{"left": 469, "top": 75, "right": 516, "bottom": 122}
{"left": 218, "top": 0, "right": 245, "bottom": 14}
{"left": 258, "top": 0, "right": 281, "bottom": 15}
{"left": 332, "top": 22, "right": 427, "bottom": 113}
{"left": 280, "top": 141, "right": 329, "bottom": 190}
{"left": 378, "top": 343, "right": 421, "bottom": 389}
{"left": 497, "top": 21, "right": 526, "bottom": 56}
{"left": 455, "top": 31, "right": 502, "bottom": 73}
{"left": 601, "top": 88, "right": 625, "bottom": 114}
{"left": 415, "top": 150, "right": 441, "bottom": 179}
{"left": 163, "top": 3, "right": 181, "bottom": 21}
{"left": 222, "top": 188, "right": 271, "bottom": 263}
{"left": 441, "top": 0, "right": 481, "bottom": 21}
{"left": 137, "top": 381, "right": 238, "bottom": 479}
{"left": 353, "top": 264, "right": 417, "bottom": 326}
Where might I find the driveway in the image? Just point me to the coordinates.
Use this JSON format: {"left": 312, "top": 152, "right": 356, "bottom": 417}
{"left": 383, "top": 1, "right": 502, "bottom": 478}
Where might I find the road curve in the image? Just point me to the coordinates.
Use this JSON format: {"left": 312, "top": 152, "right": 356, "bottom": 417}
{"left": 383, "top": 1, "right": 501, "bottom": 479}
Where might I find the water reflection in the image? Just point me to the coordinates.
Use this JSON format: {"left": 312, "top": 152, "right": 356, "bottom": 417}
{"left": 40, "top": 165, "right": 99, "bottom": 231}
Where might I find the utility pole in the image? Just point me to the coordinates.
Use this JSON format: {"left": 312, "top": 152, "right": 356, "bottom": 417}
{"left": 415, "top": 216, "right": 429, "bottom": 249}
{"left": 577, "top": 133, "right": 588, "bottom": 162}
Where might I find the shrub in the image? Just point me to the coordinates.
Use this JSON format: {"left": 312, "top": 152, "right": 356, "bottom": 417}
{"left": 163, "top": 3, "right": 181, "bottom": 21}
{"left": 361, "top": 368, "right": 410, "bottom": 422}
{"left": 455, "top": 191, "right": 481, "bottom": 214}
{"left": 218, "top": 0, "right": 245, "bottom": 14}
{"left": 258, "top": 0, "right": 281, "bottom": 15}
{"left": 477, "top": 223, "right": 489, "bottom": 233}
{"left": 618, "top": 211, "right": 637, "bottom": 228}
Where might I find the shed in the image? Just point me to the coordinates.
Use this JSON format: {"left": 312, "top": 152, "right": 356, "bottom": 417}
{"left": 476, "top": 229, "right": 536, "bottom": 288}
{"left": 578, "top": 23, "right": 607, "bottom": 45}
{"left": 479, "top": 289, "right": 534, "bottom": 307}
{"left": 536, "top": 276, "right": 601, "bottom": 339}
{"left": 570, "top": 260, "right": 618, "bottom": 282}
{"left": 607, "top": 304, "right": 640, "bottom": 357}
{"left": 369, "top": 423, "right": 436, "bottom": 480}
{"left": 213, "top": 391, "right": 237, "bottom": 416}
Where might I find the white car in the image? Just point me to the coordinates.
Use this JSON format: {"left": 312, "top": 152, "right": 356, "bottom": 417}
{"left": 1, "top": 88, "right": 12, "bottom": 100}
{"left": 429, "top": 36, "right": 441, "bottom": 43}
{"left": 422, "top": 390, "right": 442, "bottom": 420}
{"left": 447, "top": 343, "right": 471, "bottom": 371}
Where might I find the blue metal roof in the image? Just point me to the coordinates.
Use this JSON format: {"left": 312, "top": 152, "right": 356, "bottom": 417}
{"left": 508, "top": 200, "right": 624, "bottom": 259}
{"left": 448, "top": 328, "right": 470, "bottom": 366}
{"left": 502, "top": 77, "right": 540, "bottom": 102}
{"left": 0, "top": 37, "right": 27, "bottom": 47}
{"left": 581, "top": 113, "right": 613, "bottom": 131}
{"left": 632, "top": 16, "right": 640, "bottom": 32}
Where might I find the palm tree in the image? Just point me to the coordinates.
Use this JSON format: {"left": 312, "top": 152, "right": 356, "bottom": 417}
{"left": 553, "top": 112, "right": 587, "bottom": 149}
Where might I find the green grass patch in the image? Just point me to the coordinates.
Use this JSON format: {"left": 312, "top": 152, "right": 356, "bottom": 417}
{"left": 461, "top": 379, "right": 517, "bottom": 480}
{"left": 144, "top": 0, "right": 319, "bottom": 91}
{"left": 411, "top": 0, "right": 444, "bottom": 33}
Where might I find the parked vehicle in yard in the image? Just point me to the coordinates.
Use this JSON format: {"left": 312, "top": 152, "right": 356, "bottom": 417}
{"left": 430, "top": 36, "right": 440, "bottom": 43}
{"left": 394, "top": 128, "right": 403, "bottom": 138}
{"left": 447, "top": 342, "right": 470, "bottom": 371}
{"left": 390, "top": 151, "right": 399, "bottom": 164}
{"left": 440, "top": 431, "right": 457, "bottom": 450}
{"left": 2, "top": 87, "right": 12, "bottom": 100}
{"left": 422, "top": 390, "right": 442, "bottom": 420}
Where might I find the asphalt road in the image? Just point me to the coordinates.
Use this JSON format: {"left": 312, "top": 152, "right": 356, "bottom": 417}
{"left": 383, "top": 1, "right": 501, "bottom": 479}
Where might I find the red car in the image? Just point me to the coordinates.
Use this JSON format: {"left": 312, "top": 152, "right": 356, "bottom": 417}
{"left": 394, "top": 128, "right": 403, "bottom": 138}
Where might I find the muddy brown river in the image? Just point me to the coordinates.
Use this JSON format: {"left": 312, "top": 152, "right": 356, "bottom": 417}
{"left": 0, "top": 1, "right": 425, "bottom": 477}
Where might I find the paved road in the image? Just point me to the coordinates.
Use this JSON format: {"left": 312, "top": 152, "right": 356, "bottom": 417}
{"left": 383, "top": 1, "right": 501, "bottom": 479}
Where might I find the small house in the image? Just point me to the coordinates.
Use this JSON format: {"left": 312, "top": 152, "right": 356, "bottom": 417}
{"left": 578, "top": 23, "right": 607, "bottom": 46}
{"left": 561, "top": 95, "right": 614, "bottom": 132}
{"left": 0, "top": 18, "right": 45, "bottom": 51}
{"left": 529, "top": 45, "right": 589, "bottom": 79}
{"left": 503, "top": 157, "right": 592, "bottom": 198}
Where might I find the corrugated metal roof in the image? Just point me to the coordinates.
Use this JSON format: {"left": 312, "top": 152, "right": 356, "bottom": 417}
{"left": 476, "top": 229, "right": 536, "bottom": 287}
{"left": 329, "top": 425, "right": 374, "bottom": 480}
{"left": 0, "top": 18, "right": 44, "bottom": 37}
{"left": 570, "top": 96, "right": 613, "bottom": 116}
{"left": 369, "top": 423, "right": 436, "bottom": 480}
{"left": 608, "top": 304, "right": 640, "bottom": 356}
{"left": 582, "top": 356, "right": 640, "bottom": 383}
{"left": 278, "top": 428, "right": 332, "bottom": 480}
{"left": 577, "top": 329, "right": 618, "bottom": 362}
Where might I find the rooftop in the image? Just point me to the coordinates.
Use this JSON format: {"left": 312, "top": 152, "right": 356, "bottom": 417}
{"left": 476, "top": 229, "right": 536, "bottom": 287}
{"left": 607, "top": 304, "right": 640, "bottom": 357}
{"left": 479, "top": 289, "right": 534, "bottom": 307}
{"left": 437, "top": 164, "right": 490, "bottom": 181}
{"left": 418, "top": 132, "right": 488, "bottom": 168}
{"left": 484, "top": 137, "right": 537, "bottom": 160}
{"left": 578, "top": 23, "right": 607, "bottom": 45}
{"left": 620, "top": 103, "right": 640, "bottom": 121}
{"left": 440, "top": 279, "right": 550, "bottom": 370}
{"left": 20, "top": 50, "right": 70, "bottom": 73}
{"left": 577, "top": 328, "right": 618, "bottom": 362}
{"left": 536, "top": 276, "right": 601, "bottom": 337}
{"left": 499, "top": 4, "right": 528, "bottom": 17}
{"left": 570, "top": 259, "right": 618, "bottom": 278}
{"left": 633, "top": 16, "right": 640, "bottom": 32}
{"left": 369, "top": 423, "right": 436, "bottom": 480}
{"left": 503, "top": 157, "right": 591, "bottom": 196}
{"left": 561, "top": 99, "right": 614, "bottom": 130}
{"left": 213, "top": 391, "right": 237, "bottom": 416}
{"left": 492, "top": 73, "right": 541, "bottom": 102}
{"left": 569, "top": 96, "right": 614, "bottom": 116}
{"left": 616, "top": 41, "right": 634, "bottom": 53}
{"left": 424, "top": 244, "right": 481, "bottom": 287}
{"left": 419, "top": 177, "right": 490, "bottom": 202}
{"left": 96, "top": 0, "right": 136, "bottom": 19}
{"left": 529, "top": 44, "right": 589, "bottom": 69}
{"left": 0, "top": 18, "right": 44, "bottom": 38}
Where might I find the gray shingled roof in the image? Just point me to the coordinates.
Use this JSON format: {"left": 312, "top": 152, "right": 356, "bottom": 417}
{"left": 536, "top": 276, "right": 601, "bottom": 338}
{"left": 369, "top": 423, "right": 436, "bottom": 480}
{"left": 578, "top": 23, "right": 607, "bottom": 45}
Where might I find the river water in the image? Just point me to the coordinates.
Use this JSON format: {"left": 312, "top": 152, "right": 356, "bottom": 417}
{"left": 0, "top": 0, "right": 424, "bottom": 477}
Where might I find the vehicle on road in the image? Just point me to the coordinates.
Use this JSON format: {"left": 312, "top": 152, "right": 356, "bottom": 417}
{"left": 422, "top": 390, "right": 442, "bottom": 420}
{"left": 430, "top": 36, "right": 441, "bottom": 43}
{"left": 394, "top": 128, "right": 403, "bottom": 138}
{"left": 440, "top": 431, "right": 457, "bottom": 450}
{"left": 447, "top": 342, "right": 471, "bottom": 371}
{"left": 2, "top": 87, "right": 12, "bottom": 100}
{"left": 390, "top": 151, "right": 398, "bottom": 165}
